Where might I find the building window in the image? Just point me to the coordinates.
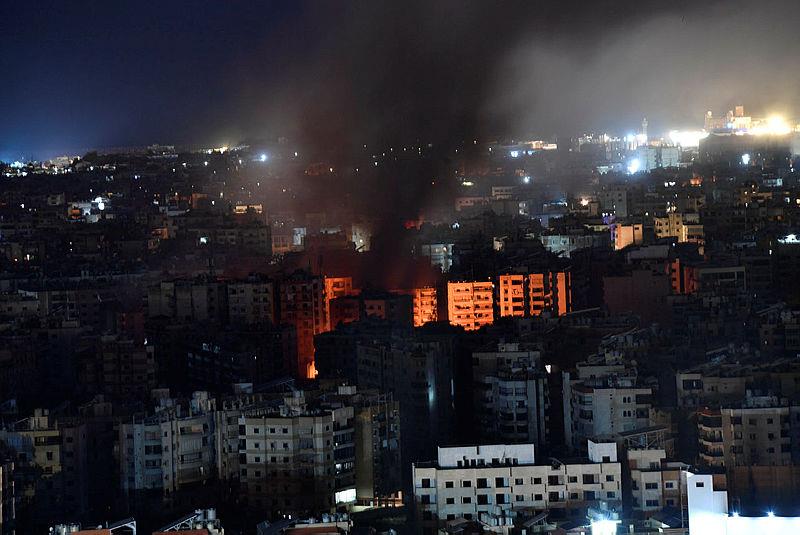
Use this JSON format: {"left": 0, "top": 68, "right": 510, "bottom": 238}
{"left": 446, "top": 497, "right": 454, "bottom": 505}
{"left": 645, "top": 482, "right": 658, "bottom": 490}
{"left": 514, "top": 478, "right": 524, "bottom": 485}
{"left": 533, "top": 477, "right": 542, "bottom": 484}
{"left": 477, "top": 494, "right": 488, "bottom": 505}
{"left": 606, "top": 475, "right": 614, "bottom": 482}
{"left": 462, "top": 480, "right": 472, "bottom": 488}
{"left": 445, "top": 481, "right": 454, "bottom": 488}
{"left": 421, "top": 478, "right": 431, "bottom": 488}
{"left": 477, "top": 478, "right": 488, "bottom": 489}
{"left": 462, "top": 496, "right": 472, "bottom": 504}
{"left": 515, "top": 495, "right": 524, "bottom": 502}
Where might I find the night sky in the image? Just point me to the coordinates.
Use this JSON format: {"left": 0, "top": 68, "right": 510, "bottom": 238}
{"left": 3, "top": 0, "right": 800, "bottom": 160}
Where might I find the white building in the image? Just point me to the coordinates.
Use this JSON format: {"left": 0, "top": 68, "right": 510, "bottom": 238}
{"left": 563, "top": 374, "right": 652, "bottom": 451}
{"left": 684, "top": 471, "right": 800, "bottom": 535}
{"left": 412, "top": 441, "right": 622, "bottom": 530}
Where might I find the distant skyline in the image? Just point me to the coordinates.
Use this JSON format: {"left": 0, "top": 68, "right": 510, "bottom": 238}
{"left": 3, "top": 0, "right": 800, "bottom": 160}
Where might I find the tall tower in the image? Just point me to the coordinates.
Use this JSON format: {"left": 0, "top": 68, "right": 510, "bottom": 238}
{"left": 641, "top": 117, "right": 648, "bottom": 138}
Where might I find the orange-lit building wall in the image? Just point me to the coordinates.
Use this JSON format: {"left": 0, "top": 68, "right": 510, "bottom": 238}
{"left": 669, "top": 259, "right": 700, "bottom": 295}
{"left": 323, "top": 276, "right": 354, "bottom": 330}
{"left": 412, "top": 286, "right": 438, "bottom": 327}
{"left": 499, "top": 272, "right": 572, "bottom": 318}
{"left": 614, "top": 223, "right": 643, "bottom": 250}
{"left": 498, "top": 275, "right": 526, "bottom": 317}
{"left": 447, "top": 281, "right": 494, "bottom": 331}
{"left": 555, "top": 271, "right": 571, "bottom": 315}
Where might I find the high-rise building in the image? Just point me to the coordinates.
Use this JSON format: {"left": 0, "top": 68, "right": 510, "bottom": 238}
{"left": 410, "top": 287, "right": 438, "bottom": 327}
{"left": 237, "top": 391, "right": 348, "bottom": 515}
{"left": 280, "top": 271, "right": 328, "bottom": 378}
{"left": 447, "top": 281, "right": 493, "bottom": 331}
{"left": 697, "top": 393, "right": 800, "bottom": 505}
{"left": 119, "top": 392, "right": 216, "bottom": 502}
{"left": 497, "top": 271, "right": 572, "bottom": 318}
{"left": 472, "top": 343, "right": 549, "bottom": 447}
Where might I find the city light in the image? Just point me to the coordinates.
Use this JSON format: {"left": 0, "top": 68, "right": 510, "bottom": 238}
{"left": 668, "top": 129, "right": 709, "bottom": 147}
{"left": 509, "top": 150, "right": 520, "bottom": 158}
{"left": 590, "top": 519, "right": 619, "bottom": 535}
{"left": 742, "top": 153, "right": 751, "bottom": 165}
{"left": 260, "top": 153, "right": 267, "bottom": 162}
{"left": 627, "top": 158, "right": 641, "bottom": 174}
{"left": 750, "top": 115, "right": 792, "bottom": 136}
{"left": 522, "top": 175, "right": 531, "bottom": 184}
{"left": 580, "top": 198, "right": 590, "bottom": 206}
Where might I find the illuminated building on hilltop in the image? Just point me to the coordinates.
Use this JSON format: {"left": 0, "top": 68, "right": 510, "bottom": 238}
{"left": 447, "top": 281, "right": 494, "bottom": 331}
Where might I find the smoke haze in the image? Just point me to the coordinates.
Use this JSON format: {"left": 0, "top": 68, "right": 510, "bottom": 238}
{"left": 2, "top": 0, "right": 800, "bottom": 157}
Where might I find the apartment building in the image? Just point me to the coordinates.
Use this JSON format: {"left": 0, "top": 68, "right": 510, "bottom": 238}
{"left": 119, "top": 392, "right": 216, "bottom": 500}
{"left": 320, "top": 385, "right": 403, "bottom": 507}
{"left": 237, "top": 391, "right": 350, "bottom": 515}
{"left": 84, "top": 335, "right": 156, "bottom": 400}
{"left": 697, "top": 393, "right": 800, "bottom": 508}
{"left": 356, "top": 333, "right": 455, "bottom": 466}
{"left": 412, "top": 442, "right": 621, "bottom": 532}
{"left": 447, "top": 281, "right": 493, "bottom": 331}
{"left": 410, "top": 286, "right": 437, "bottom": 327}
{"left": 563, "top": 375, "right": 652, "bottom": 451}
{"left": 0, "top": 409, "right": 76, "bottom": 525}
{"left": 323, "top": 277, "right": 354, "bottom": 330}
{"left": 279, "top": 271, "right": 328, "bottom": 378}
{"left": 147, "top": 277, "right": 228, "bottom": 324}
{"left": 497, "top": 271, "right": 572, "bottom": 318}
{"left": 653, "top": 212, "right": 703, "bottom": 243}
{"left": 227, "top": 275, "right": 275, "bottom": 326}
{"left": 627, "top": 448, "right": 689, "bottom": 513}
{"left": 472, "top": 343, "right": 549, "bottom": 447}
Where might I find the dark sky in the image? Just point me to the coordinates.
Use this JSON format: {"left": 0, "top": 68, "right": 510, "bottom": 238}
{"left": 2, "top": 0, "right": 800, "bottom": 160}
